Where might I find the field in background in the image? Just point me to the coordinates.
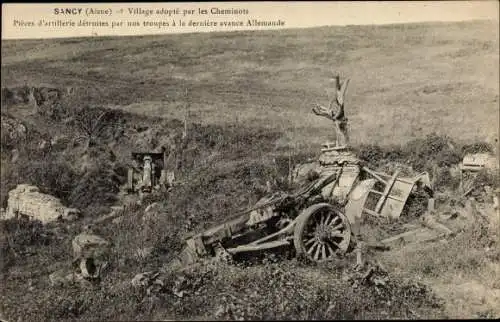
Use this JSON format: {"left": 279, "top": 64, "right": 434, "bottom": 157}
{"left": 1, "top": 20, "right": 499, "bottom": 321}
{"left": 2, "top": 20, "right": 498, "bottom": 148}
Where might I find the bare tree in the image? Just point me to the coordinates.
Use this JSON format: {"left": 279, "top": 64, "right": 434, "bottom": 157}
{"left": 73, "top": 108, "right": 111, "bottom": 149}
{"left": 312, "top": 74, "right": 351, "bottom": 148}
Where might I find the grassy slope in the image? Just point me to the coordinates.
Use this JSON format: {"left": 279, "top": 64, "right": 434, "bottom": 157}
{"left": 2, "top": 20, "right": 499, "bottom": 149}
{"left": 1, "top": 20, "right": 499, "bottom": 320}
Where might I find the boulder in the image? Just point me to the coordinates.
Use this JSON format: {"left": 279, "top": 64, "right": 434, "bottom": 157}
{"left": 72, "top": 233, "right": 110, "bottom": 260}
{"left": 49, "top": 268, "right": 78, "bottom": 286}
{"left": 6, "top": 184, "right": 81, "bottom": 224}
{"left": 72, "top": 233, "right": 111, "bottom": 279}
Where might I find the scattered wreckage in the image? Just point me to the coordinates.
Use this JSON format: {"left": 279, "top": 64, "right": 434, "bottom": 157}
{"left": 459, "top": 152, "right": 498, "bottom": 195}
{"left": 176, "top": 147, "right": 434, "bottom": 266}
{"left": 175, "top": 75, "right": 435, "bottom": 267}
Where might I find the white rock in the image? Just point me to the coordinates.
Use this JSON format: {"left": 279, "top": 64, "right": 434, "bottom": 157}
{"left": 6, "top": 184, "right": 81, "bottom": 224}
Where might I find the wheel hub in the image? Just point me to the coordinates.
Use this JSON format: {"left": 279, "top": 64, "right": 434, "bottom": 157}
{"left": 314, "top": 224, "right": 331, "bottom": 242}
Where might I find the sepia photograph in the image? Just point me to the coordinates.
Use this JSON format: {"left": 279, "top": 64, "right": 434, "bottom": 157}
{"left": 1, "top": 1, "right": 499, "bottom": 320}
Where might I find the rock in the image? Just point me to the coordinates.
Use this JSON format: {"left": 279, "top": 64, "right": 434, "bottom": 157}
{"left": 132, "top": 271, "right": 164, "bottom": 295}
{"left": 131, "top": 271, "right": 161, "bottom": 288}
{"left": 145, "top": 202, "right": 161, "bottom": 214}
{"left": 143, "top": 202, "right": 162, "bottom": 223}
{"left": 49, "top": 268, "right": 78, "bottom": 286}
{"left": 6, "top": 184, "right": 81, "bottom": 224}
{"left": 72, "top": 233, "right": 110, "bottom": 259}
{"left": 72, "top": 233, "right": 111, "bottom": 279}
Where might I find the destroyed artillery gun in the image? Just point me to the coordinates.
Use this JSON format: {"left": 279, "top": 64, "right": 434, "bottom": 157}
{"left": 127, "top": 151, "right": 173, "bottom": 194}
{"left": 175, "top": 75, "right": 434, "bottom": 267}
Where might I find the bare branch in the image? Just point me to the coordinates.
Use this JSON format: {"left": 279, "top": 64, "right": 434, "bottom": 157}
{"left": 336, "top": 77, "right": 350, "bottom": 108}
{"left": 90, "top": 111, "right": 110, "bottom": 137}
{"left": 312, "top": 103, "right": 334, "bottom": 120}
{"left": 312, "top": 74, "right": 352, "bottom": 147}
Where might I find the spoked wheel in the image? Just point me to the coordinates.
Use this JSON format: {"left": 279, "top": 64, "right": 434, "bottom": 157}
{"left": 293, "top": 203, "right": 351, "bottom": 262}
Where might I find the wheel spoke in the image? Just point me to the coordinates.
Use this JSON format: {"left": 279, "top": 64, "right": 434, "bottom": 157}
{"left": 331, "top": 216, "right": 341, "bottom": 225}
{"left": 319, "top": 213, "right": 325, "bottom": 225}
{"left": 313, "top": 243, "right": 321, "bottom": 260}
{"left": 307, "top": 241, "right": 319, "bottom": 254}
{"left": 328, "top": 240, "right": 340, "bottom": 249}
{"left": 321, "top": 244, "right": 327, "bottom": 259}
{"left": 330, "top": 231, "right": 345, "bottom": 238}
{"left": 304, "top": 238, "right": 316, "bottom": 246}
{"left": 325, "top": 243, "right": 335, "bottom": 256}
{"left": 329, "top": 223, "right": 343, "bottom": 231}
{"left": 324, "top": 213, "right": 333, "bottom": 225}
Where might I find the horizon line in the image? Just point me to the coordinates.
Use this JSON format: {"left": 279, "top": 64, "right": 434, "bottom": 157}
{"left": 2, "top": 18, "right": 497, "bottom": 41}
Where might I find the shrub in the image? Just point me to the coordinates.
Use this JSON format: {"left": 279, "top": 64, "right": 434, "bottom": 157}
{"left": 1, "top": 156, "right": 78, "bottom": 208}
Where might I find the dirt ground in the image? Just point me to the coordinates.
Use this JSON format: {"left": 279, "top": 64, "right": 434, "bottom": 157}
{"left": 1, "top": 20, "right": 499, "bottom": 320}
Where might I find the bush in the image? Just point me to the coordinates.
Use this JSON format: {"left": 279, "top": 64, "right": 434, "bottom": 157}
{"left": 1, "top": 156, "right": 78, "bottom": 208}
{"left": 68, "top": 166, "right": 121, "bottom": 215}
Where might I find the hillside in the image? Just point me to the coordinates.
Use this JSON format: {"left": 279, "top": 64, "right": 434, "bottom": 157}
{"left": 2, "top": 20, "right": 499, "bottom": 148}
{"left": 1, "top": 20, "right": 499, "bottom": 321}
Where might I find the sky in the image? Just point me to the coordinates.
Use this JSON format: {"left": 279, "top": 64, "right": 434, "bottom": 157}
{"left": 2, "top": 1, "right": 499, "bottom": 39}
